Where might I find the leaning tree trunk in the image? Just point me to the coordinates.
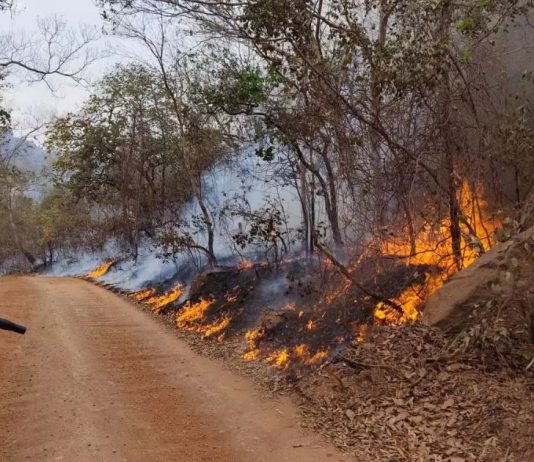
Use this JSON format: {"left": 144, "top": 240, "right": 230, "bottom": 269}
{"left": 197, "top": 194, "right": 217, "bottom": 267}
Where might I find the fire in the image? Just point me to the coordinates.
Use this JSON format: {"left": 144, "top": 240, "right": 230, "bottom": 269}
{"left": 242, "top": 328, "right": 328, "bottom": 368}
{"left": 353, "top": 323, "right": 368, "bottom": 344}
{"left": 242, "top": 328, "right": 264, "bottom": 360}
{"left": 239, "top": 259, "right": 254, "bottom": 270}
{"left": 305, "top": 320, "right": 317, "bottom": 331}
{"left": 203, "top": 315, "right": 231, "bottom": 339}
{"left": 85, "top": 261, "right": 113, "bottom": 279}
{"left": 173, "top": 297, "right": 233, "bottom": 339}
{"left": 132, "top": 288, "right": 156, "bottom": 302}
{"left": 146, "top": 284, "right": 184, "bottom": 313}
{"left": 176, "top": 297, "right": 214, "bottom": 329}
{"left": 293, "top": 344, "right": 328, "bottom": 365}
{"left": 267, "top": 348, "right": 290, "bottom": 369}
{"left": 242, "top": 349, "right": 260, "bottom": 360}
{"left": 374, "top": 180, "right": 500, "bottom": 324}
{"left": 266, "top": 344, "right": 329, "bottom": 369}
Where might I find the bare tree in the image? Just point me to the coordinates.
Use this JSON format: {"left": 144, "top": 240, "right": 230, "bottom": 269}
{"left": 0, "top": 15, "right": 101, "bottom": 88}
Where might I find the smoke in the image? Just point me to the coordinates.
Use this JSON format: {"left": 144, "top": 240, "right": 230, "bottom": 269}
{"left": 99, "top": 245, "right": 181, "bottom": 291}
{"left": 43, "top": 252, "right": 110, "bottom": 277}
{"left": 173, "top": 147, "right": 305, "bottom": 258}
{"left": 44, "top": 148, "right": 307, "bottom": 291}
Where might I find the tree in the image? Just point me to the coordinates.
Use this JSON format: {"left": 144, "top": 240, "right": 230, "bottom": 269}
{"left": 0, "top": 160, "right": 37, "bottom": 266}
{"left": 0, "top": 14, "right": 100, "bottom": 87}
{"left": 99, "top": 0, "right": 534, "bottom": 270}
{"left": 47, "top": 62, "right": 231, "bottom": 264}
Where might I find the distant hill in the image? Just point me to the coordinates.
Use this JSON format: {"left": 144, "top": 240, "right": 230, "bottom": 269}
{"left": 0, "top": 132, "right": 49, "bottom": 174}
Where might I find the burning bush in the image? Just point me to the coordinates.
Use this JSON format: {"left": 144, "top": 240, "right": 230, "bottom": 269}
{"left": 371, "top": 181, "right": 501, "bottom": 324}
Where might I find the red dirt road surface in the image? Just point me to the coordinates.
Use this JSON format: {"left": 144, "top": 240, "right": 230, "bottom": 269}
{"left": 0, "top": 276, "right": 352, "bottom": 462}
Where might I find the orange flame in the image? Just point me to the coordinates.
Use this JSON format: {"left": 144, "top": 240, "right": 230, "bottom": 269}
{"left": 267, "top": 348, "right": 290, "bottom": 369}
{"left": 242, "top": 328, "right": 264, "bottom": 360}
{"left": 174, "top": 297, "right": 232, "bottom": 339}
{"left": 176, "top": 297, "right": 214, "bottom": 328}
{"left": 203, "top": 315, "right": 231, "bottom": 339}
{"left": 238, "top": 260, "right": 254, "bottom": 270}
{"left": 374, "top": 181, "right": 500, "bottom": 324}
{"left": 293, "top": 344, "right": 329, "bottom": 365}
{"left": 242, "top": 328, "right": 328, "bottom": 368}
{"left": 146, "top": 284, "right": 184, "bottom": 314}
{"left": 131, "top": 288, "right": 156, "bottom": 302}
{"left": 267, "top": 344, "right": 329, "bottom": 369}
{"left": 85, "top": 261, "right": 113, "bottom": 279}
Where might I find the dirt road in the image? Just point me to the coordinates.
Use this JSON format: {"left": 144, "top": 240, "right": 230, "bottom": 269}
{"left": 0, "top": 276, "right": 351, "bottom": 462}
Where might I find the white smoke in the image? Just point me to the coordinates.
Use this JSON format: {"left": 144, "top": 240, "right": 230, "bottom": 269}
{"left": 45, "top": 149, "right": 307, "bottom": 291}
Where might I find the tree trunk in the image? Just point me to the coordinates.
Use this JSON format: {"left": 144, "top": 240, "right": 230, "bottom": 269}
{"left": 8, "top": 189, "right": 35, "bottom": 266}
{"left": 197, "top": 194, "right": 217, "bottom": 267}
{"left": 320, "top": 146, "right": 343, "bottom": 250}
{"left": 437, "top": 0, "right": 462, "bottom": 271}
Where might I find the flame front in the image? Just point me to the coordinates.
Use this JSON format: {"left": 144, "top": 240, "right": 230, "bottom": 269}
{"left": 146, "top": 284, "right": 184, "bottom": 313}
{"left": 267, "top": 348, "right": 290, "bottom": 369}
{"left": 131, "top": 288, "right": 156, "bottom": 302}
{"left": 242, "top": 328, "right": 264, "bottom": 361}
{"left": 242, "top": 327, "right": 328, "bottom": 369}
{"left": 85, "top": 261, "right": 113, "bottom": 279}
{"left": 266, "top": 344, "right": 329, "bottom": 369}
{"left": 175, "top": 297, "right": 232, "bottom": 339}
{"left": 238, "top": 260, "right": 254, "bottom": 270}
{"left": 202, "top": 315, "right": 231, "bottom": 339}
{"left": 293, "top": 344, "right": 328, "bottom": 365}
{"left": 374, "top": 180, "right": 500, "bottom": 324}
{"left": 176, "top": 297, "right": 213, "bottom": 326}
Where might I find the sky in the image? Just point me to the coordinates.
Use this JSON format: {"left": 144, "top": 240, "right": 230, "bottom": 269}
{"left": 0, "top": 0, "right": 127, "bottom": 133}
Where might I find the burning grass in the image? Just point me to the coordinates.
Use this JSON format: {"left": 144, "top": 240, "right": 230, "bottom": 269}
{"left": 131, "top": 288, "right": 156, "bottom": 302}
{"left": 78, "top": 184, "right": 532, "bottom": 461}
{"left": 241, "top": 307, "right": 342, "bottom": 372}
{"left": 85, "top": 261, "right": 113, "bottom": 279}
{"left": 174, "top": 293, "right": 238, "bottom": 340}
{"left": 145, "top": 284, "right": 184, "bottom": 313}
{"left": 120, "top": 180, "right": 504, "bottom": 377}
{"left": 176, "top": 297, "right": 214, "bottom": 328}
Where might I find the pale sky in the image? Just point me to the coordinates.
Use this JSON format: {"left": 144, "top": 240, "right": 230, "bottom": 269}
{"left": 0, "top": 0, "right": 128, "bottom": 133}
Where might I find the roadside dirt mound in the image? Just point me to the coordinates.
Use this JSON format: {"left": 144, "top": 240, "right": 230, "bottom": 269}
{"left": 423, "top": 227, "right": 534, "bottom": 329}
{"left": 297, "top": 323, "right": 534, "bottom": 461}
{"left": 422, "top": 227, "right": 534, "bottom": 370}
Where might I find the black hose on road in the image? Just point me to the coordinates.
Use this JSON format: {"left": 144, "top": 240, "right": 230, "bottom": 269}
{"left": 0, "top": 317, "right": 27, "bottom": 334}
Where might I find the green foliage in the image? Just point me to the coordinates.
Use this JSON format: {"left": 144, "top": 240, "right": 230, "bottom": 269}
{"left": 255, "top": 146, "right": 275, "bottom": 162}
{"left": 457, "top": 17, "right": 474, "bottom": 33}
{"left": 200, "top": 62, "right": 269, "bottom": 115}
{"left": 45, "top": 61, "right": 229, "bottom": 258}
